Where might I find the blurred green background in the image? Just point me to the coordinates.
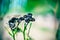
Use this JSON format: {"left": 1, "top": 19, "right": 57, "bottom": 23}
{"left": 0, "top": 0, "right": 60, "bottom": 40}
{"left": 0, "top": 0, "right": 60, "bottom": 19}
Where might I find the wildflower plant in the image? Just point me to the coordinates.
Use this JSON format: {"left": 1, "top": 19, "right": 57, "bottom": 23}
{"left": 7, "top": 13, "right": 35, "bottom": 40}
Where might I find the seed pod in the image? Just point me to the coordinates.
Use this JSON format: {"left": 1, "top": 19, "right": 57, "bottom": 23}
{"left": 25, "top": 17, "right": 30, "bottom": 23}
{"left": 28, "top": 13, "right": 32, "bottom": 18}
{"left": 19, "top": 17, "right": 24, "bottom": 20}
{"left": 8, "top": 17, "right": 18, "bottom": 30}
{"left": 18, "top": 17, "right": 24, "bottom": 23}
{"left": 23, "top": 15, "right": 28, "bottom": 18}
{"left": 28, "top": 13, "right": 32, "bottom": 16}
{"left": 31, "top": 18, "right": 35, "bottom": 21}
{"left": 24, "top": 13, "right": 35, "bottom": 24}
{"left": 9, "top": 20, "right": 15, "bottom": 29}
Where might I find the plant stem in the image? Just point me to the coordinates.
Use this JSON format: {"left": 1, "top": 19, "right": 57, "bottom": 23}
{"left": 12, "top": 23, "right": 19, "bottom": 40}
{"left": 23, "top": 23, "right": 27, "bottom": 40}
{"left": 28, "top": 23, "right": 32, "bottom": 37}
{"left": 13, "top": 34, "right": 15, "bottom": 40}
{"left": 12, "top": 31, "right": 16, "bottom": 40}
{"left": 23, "top": 31, "right": 25, "bottom": 40}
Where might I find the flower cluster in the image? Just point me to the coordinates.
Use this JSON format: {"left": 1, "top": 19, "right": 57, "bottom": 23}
{"left": 23, "top": 13, "right": 35, "bottom": 24}
{"left": 8, "top": 13, "right": 35, "bottom": 30}
{"left": 9, "top": 17, "right": 18, "bottom": 30}
{"left": 8, "top": 13, "right": 35, "bottom": 40}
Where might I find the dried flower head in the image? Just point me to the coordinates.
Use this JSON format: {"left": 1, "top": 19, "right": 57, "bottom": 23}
{"left": 8, "top": 17, "right": 18, "bottom": 30}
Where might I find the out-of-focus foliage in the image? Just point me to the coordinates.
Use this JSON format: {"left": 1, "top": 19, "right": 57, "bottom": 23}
{"left": 56, "top": 1, "right": 60, "bottom": 20}
{"left": 24, "top": 0, "right": 57, "bottom": 12}
{"left": 0, "top": 0, "right": 60, "bottom": 19}
{"left": 0, "top": 0, "right": 10, "bottom": 18}
{"left": 0, "top": 0, "right": 60, "bottom": 40}
{"left": 56, "top": 22, "right": 60, "bottom": 40}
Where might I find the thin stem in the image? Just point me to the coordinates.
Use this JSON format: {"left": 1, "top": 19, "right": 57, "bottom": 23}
{"left": 13, "top": 34, "right": 15, "bottom": 40}
{"left": 23, "top": 23, "right": 27, "bottom": 40}
{"left": 17, "top": 23, "right": 20, "bottom": 28}
{"left": 12, "top": 23, "right": 19, "bottom": 40}
{"left": 23, "top": 31, "right": 25, "bottom": 40}
{"left": 12, "top": 31, "right": 16, "bottom": 40}
{"left": 28, "top": 23, "right": 32, "bottom": 37}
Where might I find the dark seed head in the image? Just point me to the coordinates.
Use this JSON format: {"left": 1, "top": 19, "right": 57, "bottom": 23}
{"left": 9, "top": 22, "right": 15, "bottom": 29}
{"left": 9, "top": 17, "right": 18, "bottom": 23}
{"left": 9, "top": 20, "right": 14, "bottom": 23}
{"left": 23, "top": 15, "right": 28, "bottom": 18}
{"left": 31, "top": 18, "right": 35, "bottom": 21}
{"left": 18, "top": 17, "right": 24, "bottom": 23}
{"left": 8, "top": 17, "right": 18, "bottom": 30}
{"left": 19, "top": 17, "right": 24, "bottom": 20}
{"left": 25, "top": 17, "right": 30, "bottom": 23}
{"left": 30, "top": 18, "right": 35, "bottom": 21}
{"left": 23, "top": 13, "right": 35, "bottom": 23}
{"left": 20, "top": 17, "right": 24, "bottom": 20}
{"left": 11, "top": 17, "right": 18, "bottom": 21}
{"left": 28, "top": 13, "right": 32, "bottom": 16}
{"left": 27, "top": 13, "right": 33, "bottom": 19}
